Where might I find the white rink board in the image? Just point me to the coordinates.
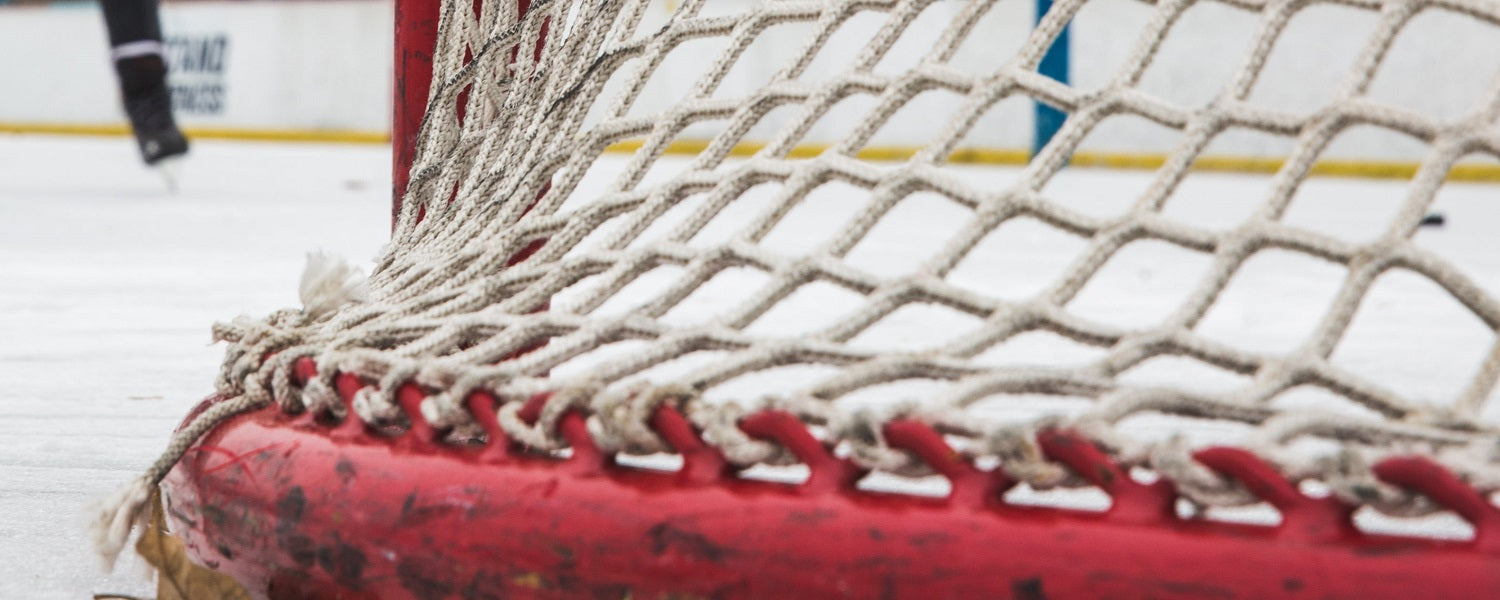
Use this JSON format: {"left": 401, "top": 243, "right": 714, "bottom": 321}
{"left": 0, "top": 0, "right": 393, "bottom": 134}
{"left": 593, "top": 0, "right": 1500, "bottom": 161}
{"left": 3, "top": 0, "right": 1498, "bottom": 163}
{"left": 1, "top": 134, "right": 1497, "bottom": 597}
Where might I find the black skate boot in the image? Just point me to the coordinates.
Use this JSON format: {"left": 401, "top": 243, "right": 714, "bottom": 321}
{"left": 116, "top": 55, "right": 189, "bottom": 166}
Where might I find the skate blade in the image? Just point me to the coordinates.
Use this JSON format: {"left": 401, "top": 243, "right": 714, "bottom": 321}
{"left": 154, "top": 156, "right": 186, "bottom": 193}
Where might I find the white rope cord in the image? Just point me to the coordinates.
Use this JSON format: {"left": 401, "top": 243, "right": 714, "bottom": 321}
{"left": 99, "top": 0, "right": 1500, "bottom": 561}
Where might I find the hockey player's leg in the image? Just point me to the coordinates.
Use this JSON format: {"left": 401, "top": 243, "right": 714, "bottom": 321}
{"left": 101, "top": 1, "right": 189, "bottom": 168}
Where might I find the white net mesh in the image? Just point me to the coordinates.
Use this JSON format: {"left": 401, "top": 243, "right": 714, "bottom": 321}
{"left": 218, "top": 0, "right": 1500, "bottom": 518}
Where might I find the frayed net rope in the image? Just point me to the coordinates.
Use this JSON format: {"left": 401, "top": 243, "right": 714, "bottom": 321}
{"left": 92, "top": 253, "right": 369, "bottom": 568}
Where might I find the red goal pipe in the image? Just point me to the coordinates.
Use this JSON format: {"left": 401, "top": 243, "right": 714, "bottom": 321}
{"left": 161, "top": 365, "right": 1500, "bottom": 599}
{"left": 392, "top": 0, "right": 441, "bottom": 222}
{"left": 392, "top": 0, "right": 535, "bottom": 223}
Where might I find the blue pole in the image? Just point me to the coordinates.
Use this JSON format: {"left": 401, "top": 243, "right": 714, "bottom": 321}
{"left": 1033, "top": 0, "right": 1071, "bottom": 157}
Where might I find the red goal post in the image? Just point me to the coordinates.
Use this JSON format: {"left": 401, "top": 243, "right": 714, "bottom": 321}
{"left": 393, "top": 0, "right": 541, "bottom": 216}
{"left": 392, "top": 0, "right": 443, "bottom": 219}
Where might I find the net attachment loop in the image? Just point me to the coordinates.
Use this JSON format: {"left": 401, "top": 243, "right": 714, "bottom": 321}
{"left": 882, "top": 419, "right": 1001, "bottom": 507}
{"left": 739, "top": 410, "right": 863, "bottom": 494}
{"left": 1036, "top": 429, "right": 1179, "bottom": 525}
{"left": 266, "top": 362, "right": 1500, "bottom": 548}
{"left": 1372, "top": 456, "right": 1500, "bottom": 552}
{"left": 1193, "top": 447, "right": 1359, "bottom": 542}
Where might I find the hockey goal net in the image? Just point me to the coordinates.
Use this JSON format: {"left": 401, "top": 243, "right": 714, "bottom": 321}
{"left": 104, "top": 0, "right": 1500, "bottom": 585}
{"left": 370, "top": 0, "right": 1500, "bottom": 517}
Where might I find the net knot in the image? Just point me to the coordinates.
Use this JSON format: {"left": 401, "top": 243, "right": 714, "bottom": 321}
{"left": 986, "top": 424, "right": 1070, "bottom": 489}
{"left": 498, "top": 386, "right": 598, "bottom": 452}
{"left": 686, "top": 399, "right": 796, "bottom": 467}
{"left": 420, "top": 389, "right": 475, "bottom": 432}
{"left": 1148, "top": 435, "right": 1258, "bottom": 509}
{"left": 1318, "top": 448, "right": 1428, "bottom": 517}
{"left": 359, "top": 362, "right": 423, "bottom": 427}
{"left": 267, "top": 350, "right": 314, "bottom": 413}
{"left": 588, "top": 382, "right": 697, "bottom": 455}
{"left": 301, "top": 373, "right": 345, "bottom": 419}
{"left": 352, "top": 385, "right": 405, "bottom": 427}
{"left": 212, "top": 310, "right": 311, "bottom": 401}
{"left": 416, "top": 366, "right": 496, "bottom": 431}
{"left": 833, "top": 404, "right": 932, "bottom": 477}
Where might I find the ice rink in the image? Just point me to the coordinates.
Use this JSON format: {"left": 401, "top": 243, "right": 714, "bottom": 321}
{"left": 0, "top": 134, "right": 391, "bottom": 599}
{"left": 1, "top": 133, "right": 1496, "bottom": 598}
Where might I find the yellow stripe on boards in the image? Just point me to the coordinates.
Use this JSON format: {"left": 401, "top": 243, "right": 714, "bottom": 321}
{"left": 604, "top": 138, "right": 1500, "bottom": 183}
{"left": 8, "top": 123, "right": 1499, "bottom": 183}
{"left": 0, "top": 122, "right": 389, "bottom": 145}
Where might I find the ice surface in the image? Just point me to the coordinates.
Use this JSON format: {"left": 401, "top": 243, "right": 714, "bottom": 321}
{"left": 1, "top": 134, "right": 1495, "bottom": 597}
{"left": 0, "top": 135, "right": 390, "bottom": 599}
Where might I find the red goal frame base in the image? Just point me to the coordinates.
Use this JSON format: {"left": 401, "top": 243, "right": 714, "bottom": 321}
{"left": 161, "top": 362, "right": 1499, "bottom": 599}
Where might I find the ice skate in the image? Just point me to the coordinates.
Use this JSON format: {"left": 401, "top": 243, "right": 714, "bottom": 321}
{"left": 124, "top": 85, "right": 189, "bottom": 167}
{"left": 117, "top": 55, "right": 189, "bottom": 180}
